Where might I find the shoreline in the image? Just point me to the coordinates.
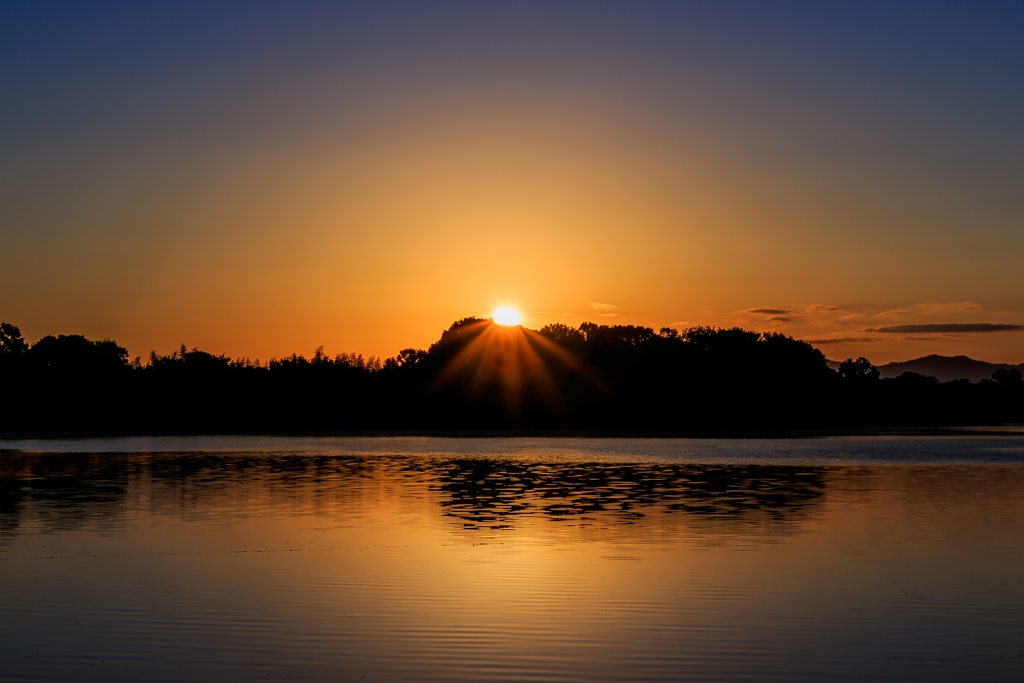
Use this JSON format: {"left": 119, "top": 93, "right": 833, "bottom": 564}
{"left": 3, "top": 425, "right": 1024, "bottom": 441}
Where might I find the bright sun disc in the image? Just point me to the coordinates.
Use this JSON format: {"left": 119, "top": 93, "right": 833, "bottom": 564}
{"left": 492, "top": 307, "right": 522, "bottom": 326}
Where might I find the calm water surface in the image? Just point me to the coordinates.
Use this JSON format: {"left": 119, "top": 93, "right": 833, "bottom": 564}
{"left": 1, "top": 436, "right": 1023, "bottom": 682}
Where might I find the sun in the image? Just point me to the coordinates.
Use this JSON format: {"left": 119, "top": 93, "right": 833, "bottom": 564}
{"left": 492, "top": 307, "right": 522, "bottom": 326}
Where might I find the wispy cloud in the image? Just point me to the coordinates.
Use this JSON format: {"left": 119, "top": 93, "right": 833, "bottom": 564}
{"left": 561, "top": 312, "right": 575, "bottom": 316}
{"left": 589, "top": 302, "right": 618, "bottom": 311}
{"left": 767, "top": 317, "right": 790, "bottom": 323}
{"left": 746, "top": 308, "right": 791, "bottom": 315}
{"left": 875, "top": 302, "right": 983, "bottom": 318}
{"left": 669, "top": 321, "right": 689, "bottom": 327}
{"left": 599, "top": 313, "right": 621, "bottom": 317}
{"left": 865, "top": 323, "right": 1022, "bottom": 334}
{"left": 808, "top": 305, "right": 842, "bottom": 312}
{"left": 806, "top": 337, "right": 874, "bottom": 344}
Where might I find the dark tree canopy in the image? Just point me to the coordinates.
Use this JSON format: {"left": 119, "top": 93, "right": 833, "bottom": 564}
{"left": 27, "top": 335, "right": 129, "bottom": 371}
{"left": 0, "top": 319, "right": 1020, "bottom": 432}
{"left": 993, "top": 367, "right": 1023, "bottom": 385}
{"left": 0, "top": 323, "right": 28, "bottom": 356}
{"left": 839, "top": 356, "right": 880, "bottom": 382}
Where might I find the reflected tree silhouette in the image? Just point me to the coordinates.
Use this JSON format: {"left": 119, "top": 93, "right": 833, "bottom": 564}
{"left": 435, "top": 459, "right": 827, "bottom": 532}
{"left": 0, "top": 452, "right": 130, "bottom": 545}
{"left": 1, "top": 451, "right": 829, "bottom": 546}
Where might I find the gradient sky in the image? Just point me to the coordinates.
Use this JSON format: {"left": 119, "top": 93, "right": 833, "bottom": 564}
{"left": 2, "top": 1, "right": 1022, "bottom": 364}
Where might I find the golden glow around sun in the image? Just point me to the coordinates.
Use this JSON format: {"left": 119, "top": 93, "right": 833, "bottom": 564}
{"left": 492, "top": 307, "right": 522, "bottom": 326}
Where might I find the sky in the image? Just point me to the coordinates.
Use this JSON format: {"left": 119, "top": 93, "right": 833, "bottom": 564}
{"left": 2, "top": 1, "right": 1023, "bottom": 364}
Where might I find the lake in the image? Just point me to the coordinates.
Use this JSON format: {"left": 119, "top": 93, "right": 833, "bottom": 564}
{"left": 2, "top": 435, "right": 1023, "bottom": 682}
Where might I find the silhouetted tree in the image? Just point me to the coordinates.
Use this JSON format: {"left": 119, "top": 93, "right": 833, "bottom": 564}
{"left": 993, "top": 367, "right": 1023, "bottom": 385}
{"left": 28, "top": 335, "right": 129, "bottom": 371}
{"left": 384, "top": 348, "right": 427, "bottom": 370}
{"left": 0, "top": 323, "right": 28, "bottom": 356}
{"left": 539, "top": 323, "right": 586, "bottom": 346}
{"left": 839, "top": 357, "right": 879, "bottom": 381}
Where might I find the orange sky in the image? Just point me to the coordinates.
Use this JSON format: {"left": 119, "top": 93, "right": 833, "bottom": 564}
{"left": 2, "top": 4, "right": 1022, "bottom": 365}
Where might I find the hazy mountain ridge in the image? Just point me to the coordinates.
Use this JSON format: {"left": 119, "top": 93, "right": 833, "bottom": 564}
{"left": 832, "top": 355, "right": 1024, "bottom": 383}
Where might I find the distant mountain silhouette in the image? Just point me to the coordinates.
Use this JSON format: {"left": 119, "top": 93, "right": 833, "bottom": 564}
{"left": 877, "top": 355, "right": 1024, "bottom": 383}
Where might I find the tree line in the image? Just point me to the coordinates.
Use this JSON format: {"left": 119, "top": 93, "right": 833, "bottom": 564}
{"left": 1, "top": 319, "right": 1021, "bottom": 432}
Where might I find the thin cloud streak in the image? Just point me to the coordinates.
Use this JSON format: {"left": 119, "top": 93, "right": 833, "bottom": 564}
{"left": 806, "top": 337, "right": 875, "bottom": 344}
{"left": 875, "top": 302, "right": 983, "bottom": 318}
{"left": 865, "top": 323, "right": 1023, "bottom": 334}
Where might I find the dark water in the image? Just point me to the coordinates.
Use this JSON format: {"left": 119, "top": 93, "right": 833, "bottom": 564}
{"left": 2, "top": 436, "right": 1023, "bottom": 682}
